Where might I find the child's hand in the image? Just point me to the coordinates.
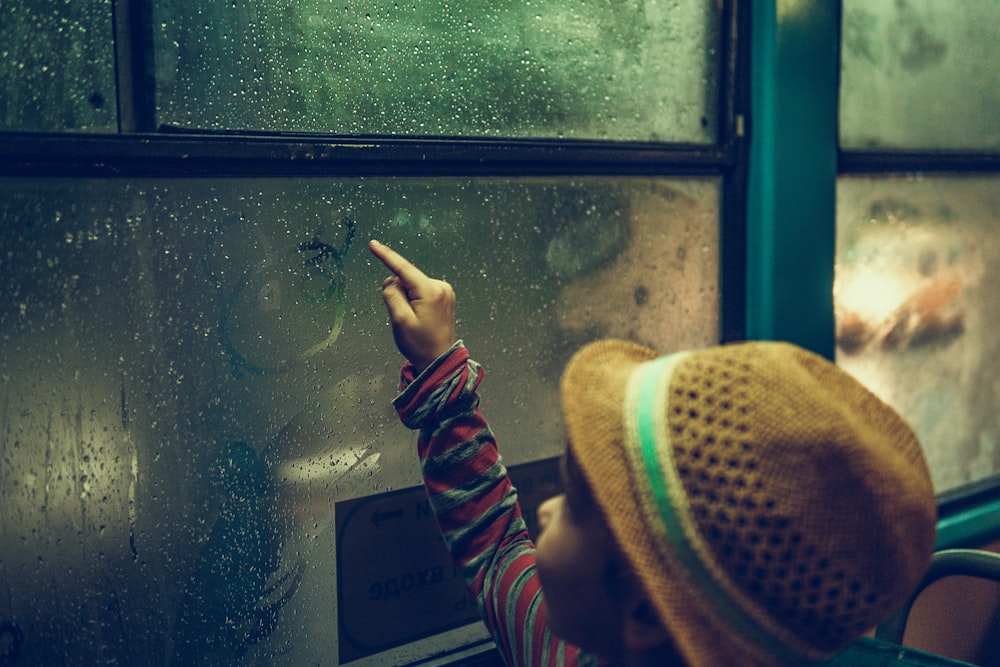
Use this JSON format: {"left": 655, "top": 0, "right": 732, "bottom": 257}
{"left": 369, "top": 240, "right": 457, "bottom": 373}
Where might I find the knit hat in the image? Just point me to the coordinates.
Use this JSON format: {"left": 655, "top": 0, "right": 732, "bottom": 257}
{"left": 560, "top": 340, "right": 937, "bottom": 666}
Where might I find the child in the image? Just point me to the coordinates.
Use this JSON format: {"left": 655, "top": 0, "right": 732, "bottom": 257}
{"left": 368, "top": 239, "right": 937, "bottom": 667}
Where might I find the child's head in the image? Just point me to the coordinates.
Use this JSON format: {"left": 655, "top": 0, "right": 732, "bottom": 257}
{"left": 549, "top": 339, "right": 937, "bottom": 666}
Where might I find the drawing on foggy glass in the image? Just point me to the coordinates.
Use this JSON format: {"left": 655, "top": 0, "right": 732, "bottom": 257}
{"left": 205, "top": 216, "right": 356, "bottom": 376}
{"left": 171, "top": 441, "right": 305, "bottom": 662}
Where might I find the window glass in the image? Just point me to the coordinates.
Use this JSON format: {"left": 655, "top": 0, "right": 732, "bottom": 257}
{"left": 0, "top": 176, "right": 719, "bottom": 664}
{"left": 154, "top": 1, "right": 720, "bottom": 142}
{"left": 840, "top": 0, "right": 1000, "bottom": 150}
{"left": 835, "top": 175, "right": 1000, "bottom": 494}
{"left": 0, "top": 0, "right": 117, "bottom": 132}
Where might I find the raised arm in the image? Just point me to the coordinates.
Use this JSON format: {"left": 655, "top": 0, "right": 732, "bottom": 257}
{"left": 369, "top": 240, "right": 589, "bottom": 667}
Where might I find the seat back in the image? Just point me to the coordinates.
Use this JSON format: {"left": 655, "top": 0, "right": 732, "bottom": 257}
{"left": 877, "top": 548, "right": 1000, "bottom": 645}
{"left": 821, "top": 549, "right": 1000, "bottom": 666}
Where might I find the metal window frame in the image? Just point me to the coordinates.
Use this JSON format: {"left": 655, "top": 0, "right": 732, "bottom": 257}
{"left": 1, "top": 1, "right": 747, "bottom": 177}
{"left": 1, "top": 0, "right": 751, "bottom": 343}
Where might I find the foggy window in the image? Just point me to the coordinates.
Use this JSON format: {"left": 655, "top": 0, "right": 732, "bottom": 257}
{"left": 2, "top": 0, "right": 730, "bottom": 664}
{"left": 837, "top": 0, "right": 1000, "bottom": 495}
{"left": 840, "top": 0, "right": 1000, "bottom": 150}
{"left": 0, "top": 1, "right": 118, "bottom": 132}
{"left": 0, "top": 177, "right": 720, "bottom": 663}
{"left": 153, "top": 1, "right": 720, "bottom": 141}
{"left": 834, "top": 176, "right": 1000, "bottom": 493}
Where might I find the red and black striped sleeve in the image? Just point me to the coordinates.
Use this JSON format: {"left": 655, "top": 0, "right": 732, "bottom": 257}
{"left": 392, "top": 343, "right": 593, "bottom": 667}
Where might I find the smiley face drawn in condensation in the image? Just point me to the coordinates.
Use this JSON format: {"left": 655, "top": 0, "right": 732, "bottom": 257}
{"left": 211, "top": 217, "right": 356, "bottom": 377}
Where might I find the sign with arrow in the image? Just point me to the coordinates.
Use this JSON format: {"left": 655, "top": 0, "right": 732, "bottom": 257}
{"left": 335, "top": 456, "right": 560, "bottom": 663}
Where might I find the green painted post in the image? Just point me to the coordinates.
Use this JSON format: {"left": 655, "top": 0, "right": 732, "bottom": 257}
{"left": 746, "top": 0, "right": 839, "bottom": 359}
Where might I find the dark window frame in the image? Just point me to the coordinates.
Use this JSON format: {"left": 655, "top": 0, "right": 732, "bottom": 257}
{"left": 0, "top": 0, "right": 752, "bottom": 341}
{"left": 839, "top": 152, "right": 1000, "bottom": 175}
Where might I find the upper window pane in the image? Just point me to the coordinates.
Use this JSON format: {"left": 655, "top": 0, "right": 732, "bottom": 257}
{"left": 0, "top": 0, "right": 118, "bottom": 132}
{"left": 840, "top": 0, "right": 1000, "bottom": 151}
{"left": 154, "top": 1, "right": 720, "bottom": 142}
{"left": 840, "top": 0, "right": 1000, "bottom": 150}
{"left": 835, "top": 175, "right": 1000, "bottom": 494}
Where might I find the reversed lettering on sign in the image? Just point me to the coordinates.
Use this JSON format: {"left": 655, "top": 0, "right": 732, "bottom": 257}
{"left": 335, "top": 457, "right": 560, "bottom": 663}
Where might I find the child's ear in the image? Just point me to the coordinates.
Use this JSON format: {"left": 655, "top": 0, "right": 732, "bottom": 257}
{"left": 622, "top": 591, "right": 671, "bottom": 649}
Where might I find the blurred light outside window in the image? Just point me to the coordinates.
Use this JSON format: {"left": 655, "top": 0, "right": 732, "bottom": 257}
{"left": 835, "top": 176, "right": 1000, "bottom": 493}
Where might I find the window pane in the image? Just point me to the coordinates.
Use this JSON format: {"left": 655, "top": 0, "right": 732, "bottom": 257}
{"left": 840, "top": 0, "right": 1000, "bottom": 150}
{"left": 154, "top": 1, "right": 720, "bottom": 142}
{"left": 835, "top": 175, "right": 1000, "bottom": 494}
{"left": 0, "top": 176, "right": 719, "bottom": 664}
{"left": 0, "top": 0, "right": 117, "bottom": 132}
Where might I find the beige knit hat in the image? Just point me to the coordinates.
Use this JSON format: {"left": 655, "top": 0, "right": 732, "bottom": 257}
{"left": 560, "top": 340, "right": 937, "bottom": 666}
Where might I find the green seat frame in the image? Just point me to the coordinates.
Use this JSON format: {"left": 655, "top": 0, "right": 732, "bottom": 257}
{"left": 823, "top": 637, "right": 976, "bottom": 666}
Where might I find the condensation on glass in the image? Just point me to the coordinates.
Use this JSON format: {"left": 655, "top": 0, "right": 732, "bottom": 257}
{"left": 840, "top": 0, "right": 1000, "bottom": 150}
{"left": 0, "top": 177, "right": 720, "bottom": 664}
{"left": 0, "top": 0, "right": 118, "bottom": 132}
{"left": 154, "top": 1, "right": 720, "bottom": 142}
{"left": 835, "top": 175, "right": 1000, "bottom": 494}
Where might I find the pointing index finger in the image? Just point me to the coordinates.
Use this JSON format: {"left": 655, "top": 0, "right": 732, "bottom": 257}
{"left": 368, "top": 240, "right": 426, "bottom": 286}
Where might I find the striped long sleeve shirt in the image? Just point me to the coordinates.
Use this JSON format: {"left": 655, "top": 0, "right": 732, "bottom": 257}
{"left": 393, "top": 342, "right": 598, "bottom": 667}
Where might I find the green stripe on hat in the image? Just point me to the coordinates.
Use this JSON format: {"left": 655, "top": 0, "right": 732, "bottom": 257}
{"left": 625, "top": 354, "right": 809, "bottom": 666}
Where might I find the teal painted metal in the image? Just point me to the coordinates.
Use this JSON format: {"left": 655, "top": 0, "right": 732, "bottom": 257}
{"left": 935, "top": 499, "right": 1000, "bottom": 550}
{"left": 746, "top": 0, "right": 839, "bottom": 359}
{"left": 746, "top": 0, "right": 1000, "bottom": 586}
{"left": 823, "top": 637, "right": 977, "bottom": 667}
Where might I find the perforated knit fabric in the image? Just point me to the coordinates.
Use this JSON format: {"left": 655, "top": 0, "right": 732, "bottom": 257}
{"left": 561, "top": 339, "right": 937, "bottom": 667}
{"left": 667, "top": 347, "right": 903, "bottom": 650}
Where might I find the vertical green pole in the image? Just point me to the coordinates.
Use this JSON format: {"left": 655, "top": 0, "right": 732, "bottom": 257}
{"left": 746, "top": 0, "right": 839, "bottom": 359}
